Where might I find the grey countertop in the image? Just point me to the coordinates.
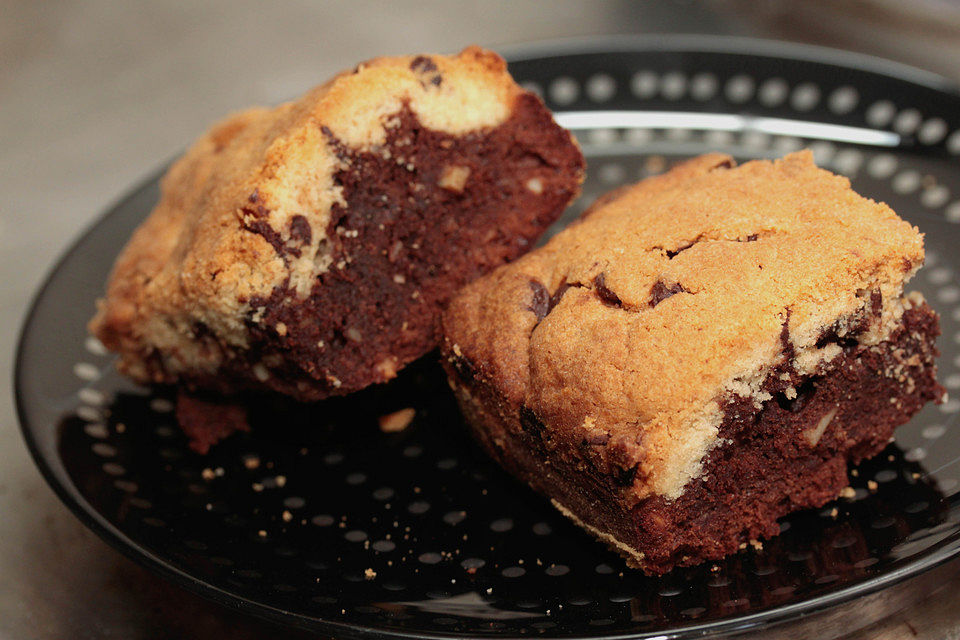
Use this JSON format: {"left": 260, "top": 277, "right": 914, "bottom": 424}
{"left": 3, "top": 2, "right": 960, "bottom": 638}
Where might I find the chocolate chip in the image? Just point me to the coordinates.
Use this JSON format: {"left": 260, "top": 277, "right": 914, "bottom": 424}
{"left": 240, "top": 207, "right": 287, "bottom": 256}
{"left": 649, "top": 280, "right": 685, "bottom": 308}
{"left": 191, "top": 322, "right": 213, "bottom": 339}
{"left": 746, "top": 233, "right": 758, "bottom": 241}
{"left": 519, "top": 405, "right": 546, "bottom": 441}
{"left": 531, "top": 280, "right": 576, "bottom": 328}
{"left": 665, "top": 242, "right": 694, "bottom": 259}
{"left": 780, "top": 308, "right": 795, "bottom": 360}
{"left": 549, "top": 281, "right": 572, "bottom": 310}
{"left": 248, "top": 189, "right": 260, "bottom": 204}
{"left": 527, "top": 280, "right": 549, "bottom": 321}
{"left": 709, "top": 157, "right": 736, "bottom": 171}
{"left": 451, "top": 354, "right": 478, "bottom": 383}
{"left": 871, "top": 289, "right": 882, "bottom": 315}
{"left": 410, "top": 56, "right": 438, "bottom": 73}
{"left": 409, "top": 56, "right": 441, "bottom": 88}
{"left": 288, "top": 215, "right": 312, "bottom": 245}
{"left": 615, "top": 465, "right": 638, "bottom": 487}
{"left": 593, "top": 273, "right": 622, "bottom": 308}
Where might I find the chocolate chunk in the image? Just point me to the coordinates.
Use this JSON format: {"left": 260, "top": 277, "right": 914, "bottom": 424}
{"left": 746, "top": 233, "right": 758, "bottom": 241}
{"left": 410, "top": 55, "right": 438, "bottom": 73}
{"left": 451, "top": 353, "right": 478, "bottom": 384}
{"left": 817, "top": 324, "right": 860, "bottom": 350}
{"left": 239, "top": 206, "right": 287, "bottom": 257}
{"left": 709, "top": 157, "right": 736, "bottom": 171}
{"left": 191, "top": 321, "right": 213, "bottom": 339}
{"left": 288, "top": 215, "right": 312, "bottom": 245}
{"left": 549, "top": 281, "right": 572, "bottom": 311}
{"left": 531, "top": 280, "right": 580, "bottom": 327}
{"left": 871, "top": 289, "right": 882, "bottom": 315}
{"left": 593, "top": 273, "right": 622, "bottom": 308}
{"left": 665, "top": 242, "right": 694, "bottom": 259}
{"left": 649, "top": 280, "right": 685, "bottom": 307}
{"left": 408, "top": 55, "right": 442, "bottom": 88}
{"left": 519, "top": 405, "right": 545, "bottom": 440}
{"left": 779, "top": 308, "right": 795, "bottom": 360}
{"left": 616, "top": 464, "right": 638, "bottom": 487}
{"left": 527, "top": 280, "right": 550, "bottom": 321}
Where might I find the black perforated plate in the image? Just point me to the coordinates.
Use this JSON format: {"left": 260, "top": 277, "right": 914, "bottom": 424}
{"left": 16, "top": 37, "right": 960, "bottom": 639}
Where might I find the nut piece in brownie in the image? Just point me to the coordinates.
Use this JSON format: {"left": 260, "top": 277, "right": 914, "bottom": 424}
{"left": 441, "top": 151, "right": 944, "bottom": 574}
{"left": 90, "top": 46, "right": 584, "bottom": 401}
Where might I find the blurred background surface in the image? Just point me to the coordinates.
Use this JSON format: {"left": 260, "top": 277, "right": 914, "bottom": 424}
{"left": 3, "top": 1, "right": 960, "bottom": 638}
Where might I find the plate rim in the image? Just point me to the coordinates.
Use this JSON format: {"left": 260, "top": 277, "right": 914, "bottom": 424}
{"left": 14, "top": 34, "right": 960, "bottom": 640}
{"left": 497, "top": 33, "right": 960, "bottom": 96}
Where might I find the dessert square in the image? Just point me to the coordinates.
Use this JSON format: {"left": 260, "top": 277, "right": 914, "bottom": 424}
{"left": 441, "top": 151, "right": 944, "bottom": 574}
{"left": 90, "top": 46, "right": 584, "bottom": 401}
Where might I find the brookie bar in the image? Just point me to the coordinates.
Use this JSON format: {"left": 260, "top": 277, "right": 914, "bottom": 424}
{"left": 90, "top": 46, "right": 584, "bottom": 401}
{"left": 441, "top": 151, "right": 944, "bottom": 574}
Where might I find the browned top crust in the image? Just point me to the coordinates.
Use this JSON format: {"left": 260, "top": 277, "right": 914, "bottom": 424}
{"left": 90, "top": 46, "right": 582, "bottom": 397}
{"left": 442, "top": 151, "right": 925, "bottom": 500}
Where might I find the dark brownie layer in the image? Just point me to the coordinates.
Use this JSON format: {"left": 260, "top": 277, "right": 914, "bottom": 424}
{"left": 446, "top": 303, "right": 944, "bottom": 574}
{"left": 200, "top": 96, "right": 583, "bottom": 400}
